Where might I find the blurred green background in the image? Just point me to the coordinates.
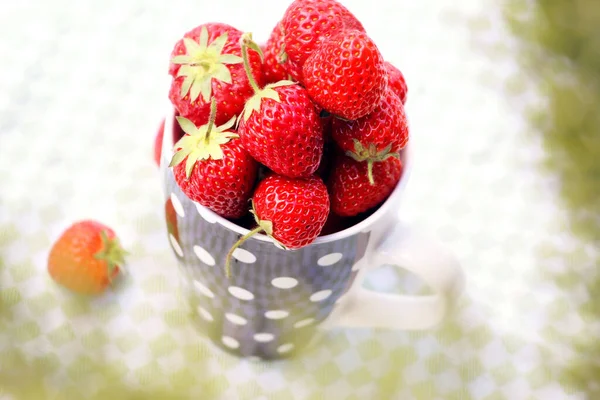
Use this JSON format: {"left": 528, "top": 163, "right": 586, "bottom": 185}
{"left": 503, "top": 0, "right": 600, "bottom": 396}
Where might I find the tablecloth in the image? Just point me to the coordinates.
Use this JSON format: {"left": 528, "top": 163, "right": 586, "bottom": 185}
{"left": 0, "top": 0, "right": 595, "bottom": 398}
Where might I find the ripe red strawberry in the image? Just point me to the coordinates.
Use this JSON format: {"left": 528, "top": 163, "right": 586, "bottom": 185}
{"left": 331, "top": 87, "right": 408, "bottom": 183}
{"left": 384, "top": 61, "right": 408, "bottom": 104}
{"left": 262, "top": 23, "right": 293, "bottom": 84}
{"left": 225, "top": 174, "right": 330, "bottom": 276}
{"left": 280, "top": 0, "right": 365, "bottom": 83}
{"left": 48, "top": 220, "right": 127, "bottom": 295}
{"left": 153, "top": 118, "right": 166, "bottom": 167}
{"left": 328, "top": 154, "right": 403, "bottom": 217}
{"left": 303, "top": 29, "right": 387, "bottom": 120}
{"left": 238, "top": 34, "right": 324, "bottom": 178}
{"left": 168, "top": 23, "right": 264, "bottom": 127}
{"left": 170, "top": 101, "right": 258, "bottom": 219}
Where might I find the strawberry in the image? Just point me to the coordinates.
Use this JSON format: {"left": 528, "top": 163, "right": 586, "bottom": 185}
{"left": 328, "top": 154, "right": 403, "bottom": 217}
{"left": 170, "top": 99, "right": 258, "bottom": 219}
{"left": 262, "top": 23, "right": 293, "bottom": 84}
{"left": 303, "top": 29, "right": 388, "bottom": 120}
{"left": 331, "top": 87, "right": 408, "bottom": 184}
{"left": 153, "top": 118, "right": 166, "bottom": 167}
{"left": 280, "top": 0, "right": 365, "bottom": 83}
{"left": 225, "top": 174, "right": 330, "bottom": 276}
{"left": 168, "top": 23, "right": 264, "bottom": 127}
{"left": 237, "top": 34, "right": 324, "bottom": 178}
{"left": 384, "top": 61, "right": 408, "bottom": 104}
{"left": 48, "top": 220, "right": 127, "bottom": 295}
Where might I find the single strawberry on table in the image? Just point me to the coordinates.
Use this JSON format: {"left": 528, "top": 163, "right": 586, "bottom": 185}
{"left": 237, "top": 33, "right": 324, "bottom": 178}
{"left": 279, "top": 0, "right": 365, "bottom": 83}
{"left": 384, "top": 61, "right": 408, "bottom": 104}
{"left": 48, "top": 220, "right": 128, "bottom": 295}
{"left": 303, "top": 29, "right": 388, "bottom": 121}
{"left": 168, "top": 23, "right": 264, "bottom": 127}
{"left": 225, "top": 174, "right": 330, "bottom": 277}
{"left": 170, "top": 99, "right": 258, "bottom": 220}
{"left": 328, "top": 153, "right": 403, "bottom": 217}
{"left": 331, "top": 87, "right": 408, "bottom": 184}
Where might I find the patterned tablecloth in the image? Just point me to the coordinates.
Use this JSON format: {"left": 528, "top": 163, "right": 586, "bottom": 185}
{"left": 0, "top": 0, "right": 595, "bottom": 398}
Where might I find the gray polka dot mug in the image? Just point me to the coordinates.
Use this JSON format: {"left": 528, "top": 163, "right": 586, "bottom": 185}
{"left": 159, "top": 108, "right": 465, "bottom": 360}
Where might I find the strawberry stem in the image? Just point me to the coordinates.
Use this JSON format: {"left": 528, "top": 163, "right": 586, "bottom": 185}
{"left": 346, "top": 140, "right": 399, "bottom": 186}
{"left": 224, "top": 226, "right": 263, "bottom": 278}
{"left": 367, "top": 161, "right": 375, "bottom": 185}
{"left": 205, "top": 98, "right": 217, "bottom": 142}
{"left": 240, "top": 33, "right": 261, "bottom": 94}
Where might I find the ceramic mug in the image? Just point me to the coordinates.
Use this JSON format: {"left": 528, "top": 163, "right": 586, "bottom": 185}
{"left": 160, "top": 107, "right": 465, "bottom": 359}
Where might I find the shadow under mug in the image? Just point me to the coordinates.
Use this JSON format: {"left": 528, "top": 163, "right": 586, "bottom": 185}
{"left": 160, "top": 107, "right": 465, "bottom": 360}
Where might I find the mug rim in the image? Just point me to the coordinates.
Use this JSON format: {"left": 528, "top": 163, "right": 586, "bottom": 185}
{"left": 162, "top": 105, "right": 413, "bottom": 245}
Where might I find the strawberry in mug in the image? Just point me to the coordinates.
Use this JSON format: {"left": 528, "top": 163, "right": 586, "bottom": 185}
{"left": 158, "top": 0, "right": 464, "bottom": 359}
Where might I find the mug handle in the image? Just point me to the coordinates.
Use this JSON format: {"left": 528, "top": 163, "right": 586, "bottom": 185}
{"left": 323, "top": 219, "right": 465, "bottom": 330}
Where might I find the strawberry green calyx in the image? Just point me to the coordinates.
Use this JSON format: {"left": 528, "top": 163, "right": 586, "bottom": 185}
{"left": 346, "top": 140, "right": 400, "bottom": 185}
{"left": 239, "top": 32, "right": 295, "bottom": 123}
{"left": 240, "top": 80, "right": 295, "bottom": 122}
{"left": 224, "top": 204, "right": 285, "bottom": 278}
{"left": 94, "top": 230, "right": 128, "bottom": 281}
{"left": 172, "top": 26, "right": 243, "bottom": 103}
{"left": 170, "top": 98, "right": 238, "bottom": 178}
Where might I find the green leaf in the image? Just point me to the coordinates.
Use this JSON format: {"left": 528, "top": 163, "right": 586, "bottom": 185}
{"left": 268, "top": 80, "right": 296, "bottom": 88}
{"left": 243, "top": 94, "right": 263, "bottom": 121}
{"left": 176, "top": 117, "right": 199, "bottom": 136}
{"left": 219, "top": 54, "right": 243, "bottom": 64}
{"left": 179, "top": 74, "right": 195, "bottom": 99}
{"left": 176, "top": 64, "right": 193, "bottom": 78}
{"left": 169, "top": 149, "right": 190, "bottom": 167}
{"left": 185, "top": 152, "right": 200, "bottom": 178}
{"left": 213, "top": 64, "right": 233, "bottom": 85}
{"left": 235, "top": 112, "right": 244, "bottom": 129}
{"left": 206, "top": 142, "right": 225, "bottom": 160}
{"left": 198, "top": 26, "right": 209, "bottom": 50}
{"left": 345, "top": 150, "right": 362, "bottom": 162}
{"left": 171, "top": 55, "right": 194, "bottom": 65}
{"left": 379, "top": 143, "right": 393, "bottom": 156}
{"left": 174, "top": 134, "right": 199, "bottom": 150}
{"left": 261, "top": 88, "right": 281, "bottom": 102}
{"left": 194, "top": 145, "right": 210, "bottom": 161}
{"left": 209, "top": 32, "right": 229, "bottom": 55}
{"left": 183, "top": 37, "right": 201, "bottom": 55}
{"left": 189, "top": 77, "right": 203, "bottom": 102}
{"left": 199, "top": 77, "right": 212, "bottom": 103}
{"left": 218, "top": 116, "right": 237, "bottom": 132}
{"left": 260, "top": 220, "right": 274, "bottom": 236}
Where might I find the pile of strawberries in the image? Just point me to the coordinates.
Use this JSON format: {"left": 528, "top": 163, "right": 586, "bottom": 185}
{"left": 165, "top": 0, "right": 410, "bottom": 257}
